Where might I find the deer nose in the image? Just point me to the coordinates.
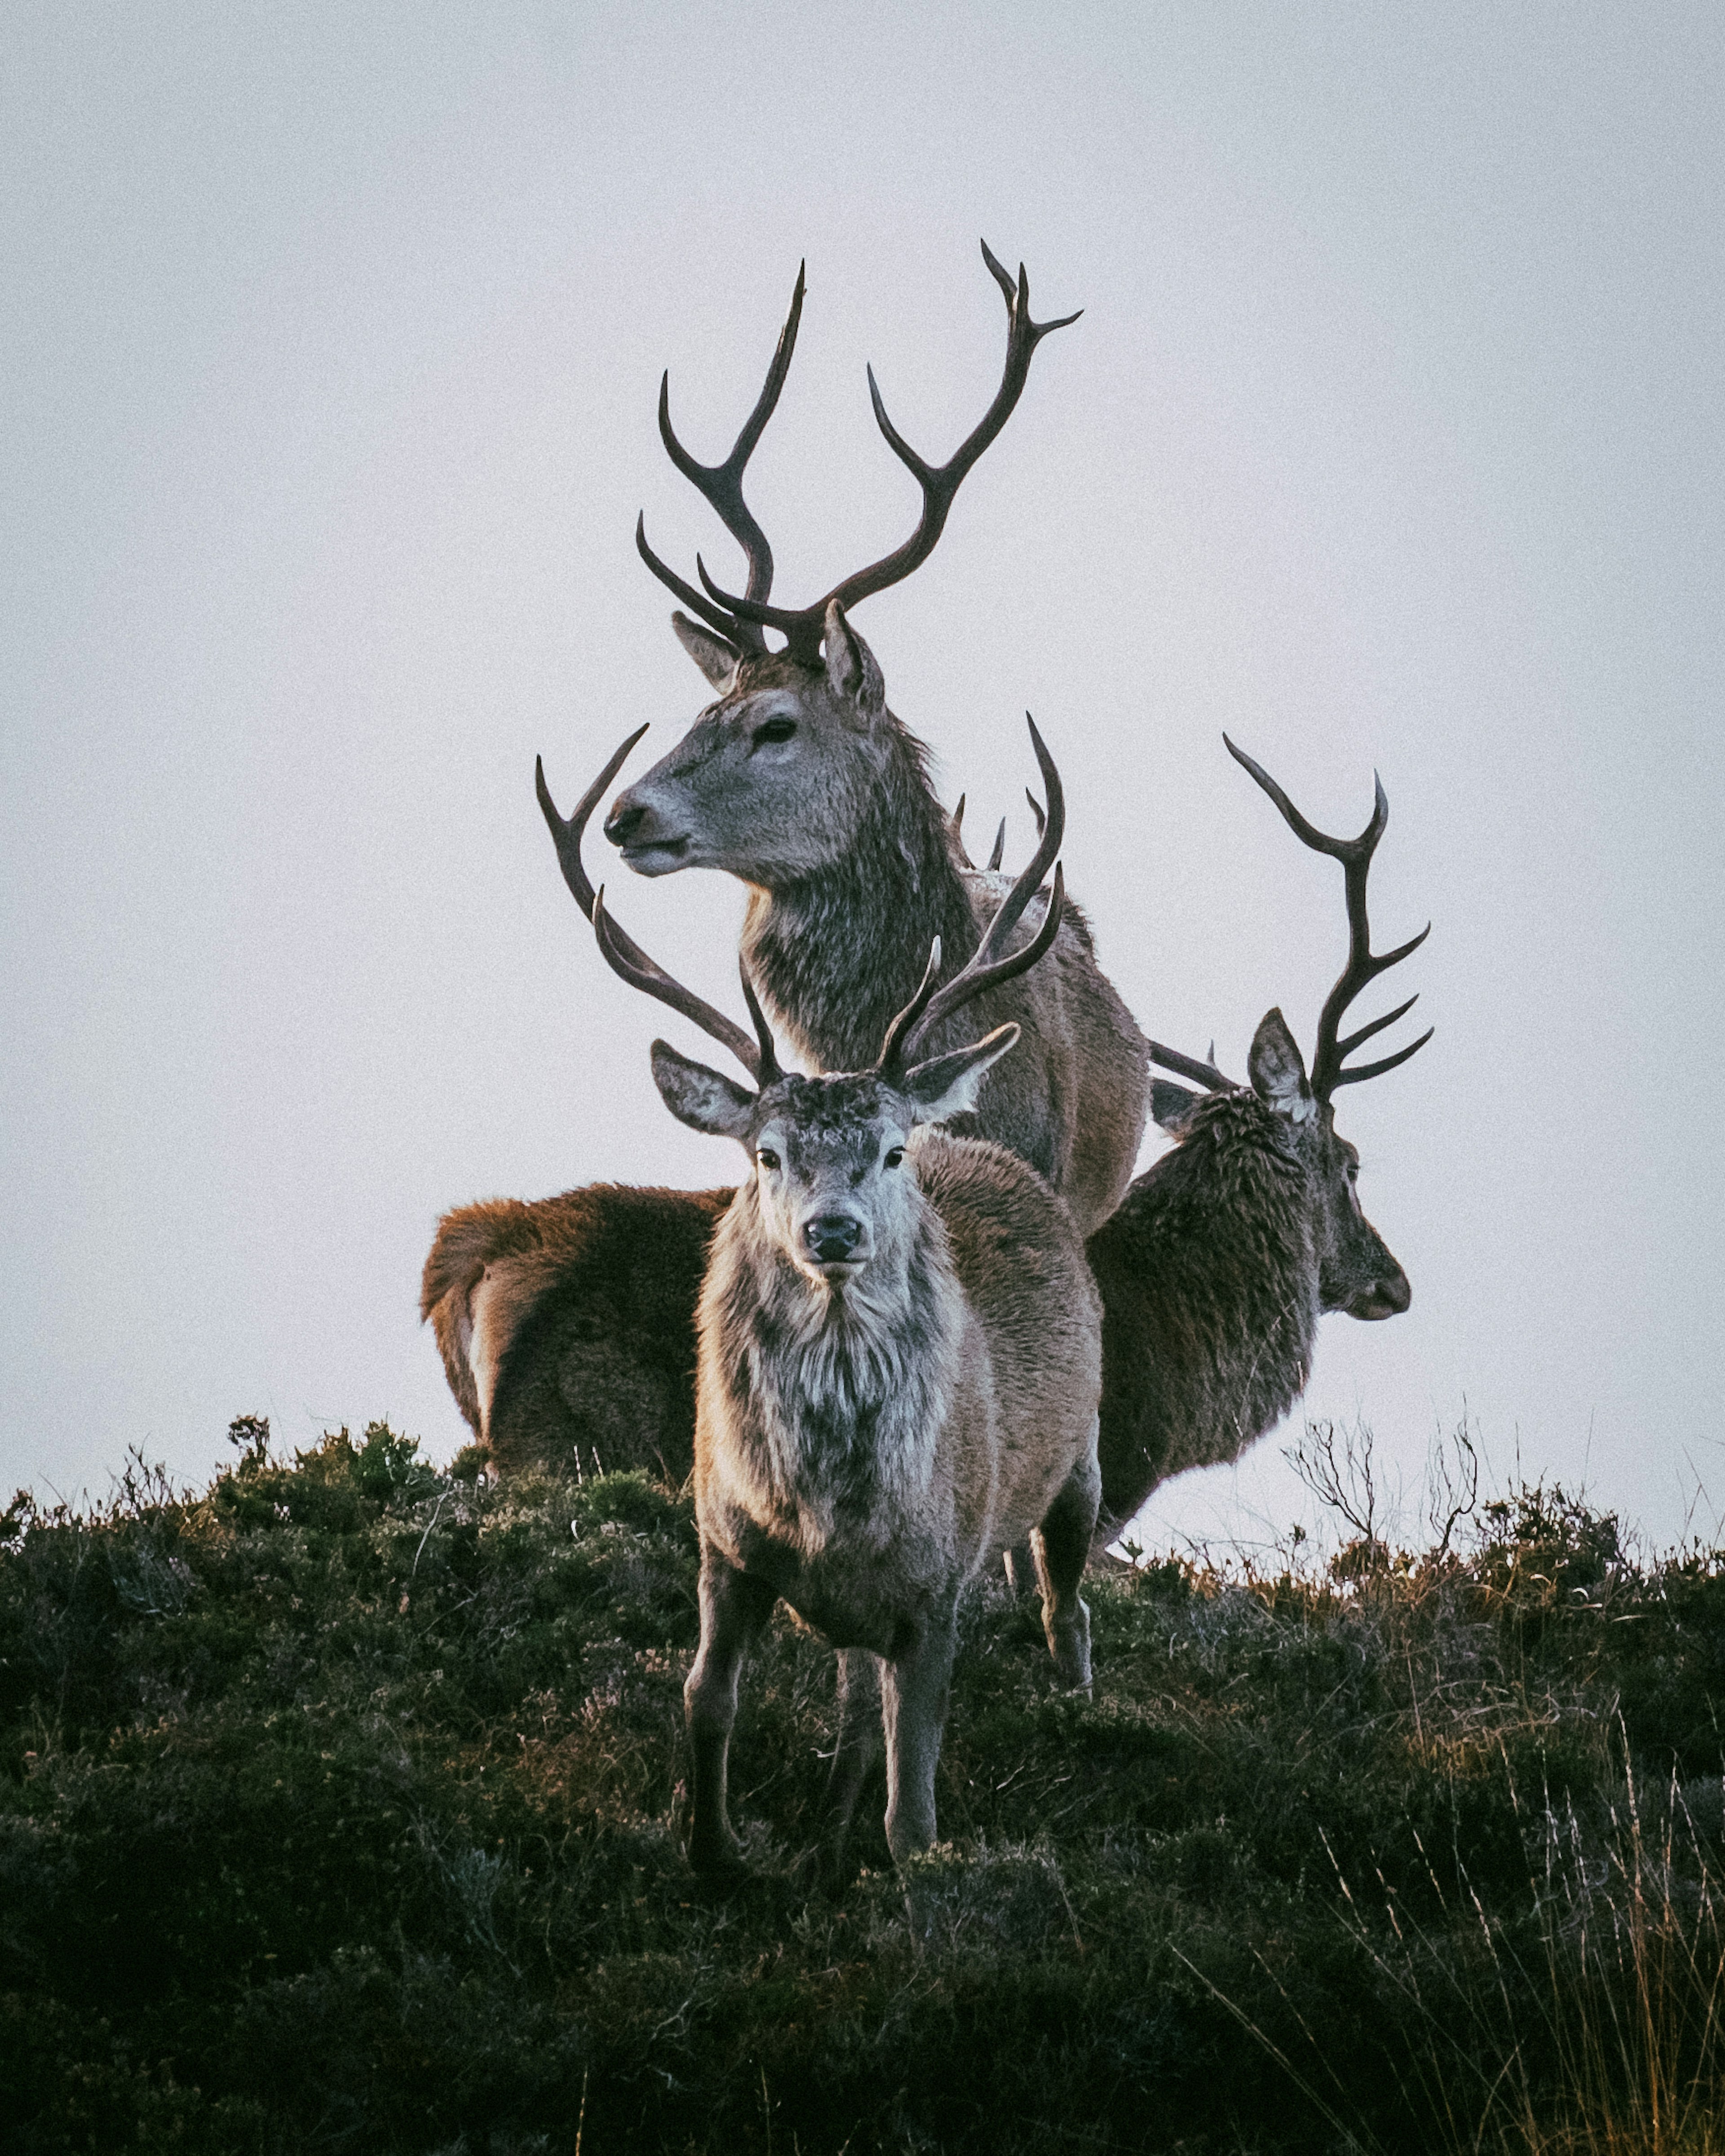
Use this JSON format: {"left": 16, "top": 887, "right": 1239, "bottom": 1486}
{"left": 1350, "top": 1266, "right": 1411, "bottom": 1320}
{"left": 803, "top": 1214, "right": 864, "bottom": 1264}
{"left": 1376, "top": 1266, "right": 1412, "bottom": 1316}
{"left": 604, "top": 795, "right": 649, "bottom": 847}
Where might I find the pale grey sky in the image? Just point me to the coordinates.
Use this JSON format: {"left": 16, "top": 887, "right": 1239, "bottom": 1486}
{"left": 3, "top": 2, "right": 1721, "bottom": 1549}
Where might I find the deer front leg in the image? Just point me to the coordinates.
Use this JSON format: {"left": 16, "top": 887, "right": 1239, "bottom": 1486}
{"left": 684, "top": 1545, "right": 777, "bottom": 1876}
{"left": 1033, "top": 1447, "right": 1100, "bottom": 1690}
{"left": 880, "top": 1604, "right": 960, "bottom": 1865}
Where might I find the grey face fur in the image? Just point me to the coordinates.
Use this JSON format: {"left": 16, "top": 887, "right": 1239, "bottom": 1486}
{"left": 604, "top": 611, "right": 889, "bottom": 886}
{"left": 648, "top": 1033, "right": 1016, "bottom": 1287}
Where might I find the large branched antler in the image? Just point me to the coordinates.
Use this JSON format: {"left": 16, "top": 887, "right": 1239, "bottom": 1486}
{"left": 1225, "top": 737, "right": 1432, "bottom": 1100}
{"left": 635, "top": 265, "right": 807, "bottom": 656}
{"left": 877, "top": 717, "right": 1066, "bottom": 1072}
{"left": 639, "top": 244, "right": 1078, "bottom": 665}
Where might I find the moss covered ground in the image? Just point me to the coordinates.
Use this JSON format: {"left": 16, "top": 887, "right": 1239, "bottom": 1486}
{"left": 3, "top": 1416, "right": 1723, "bottom": 2153}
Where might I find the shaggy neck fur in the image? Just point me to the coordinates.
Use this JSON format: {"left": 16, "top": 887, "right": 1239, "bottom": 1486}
{"left": 704, "top": 1176, "right": 960, "bottom": 1546}
{"left": 740, "top": 712, "right": 978, "bottom": 1074}
{"left": 1093, "top": 1086, "right": 1321, "bottom": 1517}
{"left": 1159, "top": 1087, "right": 1320, "bottom": 1431}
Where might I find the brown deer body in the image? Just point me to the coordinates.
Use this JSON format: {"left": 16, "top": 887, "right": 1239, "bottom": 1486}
{"left": 580, "top": 817, "right": 1100, "bottom": 1874}
{"left": 538, "top": 247, "right": 1149, "bottom": 1236}
{"left": 420, "top": 1184, "right": 729, "bottom": 1482}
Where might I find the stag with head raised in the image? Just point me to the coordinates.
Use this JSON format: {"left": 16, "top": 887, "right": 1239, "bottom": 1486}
{"left": 536, "top": 245, "right": 1149, "bottom": 1236}
{"left": 579, "top": 808, "right": 1101, "bottom": 1877}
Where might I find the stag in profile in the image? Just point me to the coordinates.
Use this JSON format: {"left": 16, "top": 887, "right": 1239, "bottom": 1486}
{"left": 536, "top": 245, "right": 1148, "bottom": 1235}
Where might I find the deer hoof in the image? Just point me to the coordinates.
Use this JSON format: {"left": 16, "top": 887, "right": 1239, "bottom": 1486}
{"left": 688, "top": 1829, "right": 750, "bottom": 1882}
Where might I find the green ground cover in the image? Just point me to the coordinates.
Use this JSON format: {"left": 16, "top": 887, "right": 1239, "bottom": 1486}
{"left": 3, "top": 1417, "right": 1722, "bottom": 2154}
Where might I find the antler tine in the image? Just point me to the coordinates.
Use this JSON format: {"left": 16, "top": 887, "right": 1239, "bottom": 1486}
{"left": 948, "top": 794, "right": 974, "bottom": 868}
{"left": 893, "top": 865, "right": 1065, "bottom": 1069}
{"left": 987, "top": 819, "right": 1006, "bottom": 872}
{"left": 1329, "top": 1025, "right": 1434, "bottom": 1090}
{"left": 637, "top": 265, "right": 807, "bottom": 650}
{"left": 948, "top": 794, "right": 977, "bottom": 869}
{"left": 1026, "top": 789, "right": 1046, "bottom": 839}
{"left": 636, "top": 516, "right": 758, "bottom": 647}
{"left": 700, "top": 244, "right": 1080, "bottom": 662}
{"left": 1224, "top": 735, "right": 1387, "bottom": 862}
{"left": 736, "top": 962, "right": 782, "bottom": 1086}
{"left": 539, "top": 725, "right": 684, "bottom": 987}
{"left": 876, "top": 936, "right": 947, "bottom": 1072}
{"left": 1148, "top": 1040, "right": 1238, "bottom": 1092}
{"left": 1224, "top": 734, "right": 1432, "bottom": 1101}
{"left": 589, "top": 888, "right": 768, "bottom": 1083}
{"left": 1335, "top": 992, "right": 1421, "bottom": 1062}
{"left": 971, "top": 716, "right": 1064, "bottom": 967}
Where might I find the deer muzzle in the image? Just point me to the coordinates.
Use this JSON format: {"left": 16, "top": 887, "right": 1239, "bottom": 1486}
{"left": 801, "top": 1212, "right": 868, "bottom": 1273}
{"left": 605, "top": 789, "right": 691, "bottom": 873}
{"left": 1348, "top": 1264, "right": 1411, "bottom": 1321}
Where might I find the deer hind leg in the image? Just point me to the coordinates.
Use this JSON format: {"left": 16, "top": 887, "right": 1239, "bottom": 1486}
{"left": 1033, "top": 1448, "right": 1101, "bottom": 1691}
{"left": 683, "top": 1546, "right": 777, "bottom": 1876}
{"left": 880, "top": 1604, "right": 960, "bottom": 1866}
{"left": 1001, "top": 1540, "right": 1036, "bottom": 1596}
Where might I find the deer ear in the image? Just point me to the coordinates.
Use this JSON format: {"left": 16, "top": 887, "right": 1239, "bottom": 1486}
{"left": 1248, "top": 1009, "right": 1316, "bottom": 1122}
{"left": 823, "top": 599, "right": 885, "bottom": 723}
{"left": 1151, "top": 1079, "right": 1201, "bottom": 1131}
{"left": 900, "top": 1023, "right": 1020, "bottom": 1126}
{"left": 671, "top": 611, "right": 742, "bottom": 694}
{"left": 649, "top": 1040, "right": 756, "bottom": 1142}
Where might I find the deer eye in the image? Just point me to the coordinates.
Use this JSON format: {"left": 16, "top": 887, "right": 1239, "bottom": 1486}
{"left": 884, "top": 1147, "right": 905, "bottom": 1170}
{"left": 752, "top": 716, "right": 796, "bottom": 748}
{"left": 756, "top": 1148, "right": 780, "bottom": 1171}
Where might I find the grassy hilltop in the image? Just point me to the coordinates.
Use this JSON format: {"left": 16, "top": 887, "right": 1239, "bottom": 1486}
{"left": 3, "top": 1418, "right": 1723, "bottom": 2155}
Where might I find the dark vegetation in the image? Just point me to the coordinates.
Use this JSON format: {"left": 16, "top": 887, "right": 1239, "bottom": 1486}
{"left": 4, "top": 1415, "right": 1722, "bottom": 2154}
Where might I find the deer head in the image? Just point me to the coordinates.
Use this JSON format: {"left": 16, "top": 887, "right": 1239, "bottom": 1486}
{"left": 583, "top": 821, "right": 1065, "bottom": 1290}
{"left": 537, "top": 710, "right": 1066, "bottom": 1038}
{"left": 586, "top": 244, "right": 1077, "bottom": 887}
{"left": 1149, "top": 741, "right": 1432, "bottom": 1322}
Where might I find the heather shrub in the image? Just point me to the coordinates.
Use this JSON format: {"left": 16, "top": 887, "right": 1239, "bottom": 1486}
{"left": 2, "top": 1418, "right": 1721, "bottom": 2152}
